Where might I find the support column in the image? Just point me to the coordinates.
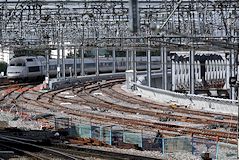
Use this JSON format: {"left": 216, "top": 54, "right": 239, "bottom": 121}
{"left": 130, "top": 50, "right": 134, "bottom": 70}
{"left": 162, "top": 47, "right": 167, "bottom": 90}
{"left": 57, "top": 42, "right": 60, "bottom": 80}
{"left": 147, "top": 39, "right": 151, "bottom": 87}
{"left": 73, "top": 47, "right": 77, "bottom": 77}
{"left": 81, "top": 48, "right": 84, "bottom": 76}
{"left": 225, "top": 55, "right": 230, "bottom": 89}
{"left": 189, "top": 49, "right": 195, "bottom": 94}
{"left": 96, "top": 47, "right": 99, "bottom": 76}
{"left": 229, "top": 49, "right": 235, "bottom": 100}
{"left": 62, "top": 45, "right": 65, "bottom": 78}
{"left": 126, "top": 50, "right": 129, "bottom": 70}
{"left": 45, "top": 50, "right": 49, "bottom": 84}
{"left": 112, "top": 48, "right": 116, "bottom": 73}
{"left": 133, "top": 50, "right": 137, "bottom": 84}
{"left": 171, "top": 59, "right": 176, "bottom": 91}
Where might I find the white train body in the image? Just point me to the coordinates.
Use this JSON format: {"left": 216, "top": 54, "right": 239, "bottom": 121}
{"left": 7, "top": 56, "right": 161, "bottom": 80}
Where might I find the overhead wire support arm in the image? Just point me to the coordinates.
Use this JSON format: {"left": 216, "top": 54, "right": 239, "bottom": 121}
{"left": 160, "top": 0, "right": 182, "bottom": 31}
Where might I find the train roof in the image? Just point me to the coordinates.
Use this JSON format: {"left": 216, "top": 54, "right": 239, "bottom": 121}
{"left": 10, "top": 56, "right": 45, "bottom": 61}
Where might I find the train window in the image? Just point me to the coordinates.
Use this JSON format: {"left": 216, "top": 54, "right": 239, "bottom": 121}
{"left": 107, "top": 62, "right": 113, "bottom": 66}
{"left": 50, "top": 65, "right": 57, "bottom": 70}
{"left": 85, "top": 63, "right": 95, "bottom": 67}
{"left": 12, "top": 59, "right": 26, "bottom": 66}
{"left": 26, "top": 58, "right": 34, "bottom": 62}
{"left": 65, "top": 64, "right": 73, "bottom": 69}
{"left": 16, "top": 63, "right": 24, "bottom": 66}
{"left": 138, "top": 62, "right": 145, "bottom": 65}
{"left": 29, "top": 66, "right": 40, "bottom": 72}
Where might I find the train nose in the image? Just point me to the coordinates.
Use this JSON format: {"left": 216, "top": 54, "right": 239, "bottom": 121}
{"left": 7, "top": 67, "right": 25, "bottom": 79}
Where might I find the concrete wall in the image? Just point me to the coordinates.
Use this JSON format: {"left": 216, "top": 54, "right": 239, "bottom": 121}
{"left": 49, "top": 73, "right": 125, "bottom": 90}
{"left": 139, "top": 72, "right": 172, "bottom": 89}
{"left": 134, "top": 83, "right": 238, "bottom": 115}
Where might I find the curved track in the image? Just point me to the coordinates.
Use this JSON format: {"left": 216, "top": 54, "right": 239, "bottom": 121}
{"left": 1, "top": 79, "right": 237, "bottom": 145}
{"left": 12, "top": 79, "right": 237, "bottom": 144}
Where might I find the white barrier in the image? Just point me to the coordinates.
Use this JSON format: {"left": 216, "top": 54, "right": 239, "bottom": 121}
{"left": 172, "top": 58, "right": 227, "bottom": 90}
{"left": 134, "top": 83, "right": 238, "bottom": 115}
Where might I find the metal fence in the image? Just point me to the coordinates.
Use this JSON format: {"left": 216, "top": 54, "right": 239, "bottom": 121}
{"left": 56, "top": 119, "right": 237, "bottom": 160}
{"left": 217, "top": 142, "right": 238, "bottom": 160}
{"left": 69, "top": 124, "right": 113, "bottom": 145}
{"left": 192, "top": 137, "right": 217, "bottom": 159}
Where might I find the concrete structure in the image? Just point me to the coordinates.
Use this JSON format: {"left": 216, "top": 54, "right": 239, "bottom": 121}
{"left": 133, "top": 83, "right": 238, "bottom": 115}
{"left": 0, "top": 47, "right": 14, "bottom": 64}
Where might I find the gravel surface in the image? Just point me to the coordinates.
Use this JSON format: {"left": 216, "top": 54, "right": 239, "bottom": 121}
{"left": 1, "top": 84, "right": 237, "bottom": 160}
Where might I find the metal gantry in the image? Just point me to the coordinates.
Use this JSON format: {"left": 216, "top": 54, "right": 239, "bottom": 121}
{"left": 0, "top": 0, "right": 238, "bottom": 95}
{"left": 0, "top": 1, "right": 239, "bottom": 157}
{"left": 0, "top": 0, "right": 238, "bottom": 50}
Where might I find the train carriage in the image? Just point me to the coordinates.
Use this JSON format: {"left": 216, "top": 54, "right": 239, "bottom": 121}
{"left": 7, "top": 56, "right": 161, "bottom": 81}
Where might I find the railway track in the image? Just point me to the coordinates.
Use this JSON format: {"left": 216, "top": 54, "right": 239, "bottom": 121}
{"left": 89, "top": 88, "right": 237, "bottom": 129}
{"left": 4, "top": 79, "right": 236, "bottom": 145}
{"left": 0, "top": 82, "right": 39, "bottom": 102}
{"left": 0, "top": 135, "right": 81, "bottom": 160}
{"left": 108, "top": 84, "right": 237, "bottom": 121}
{"left": 0, "top": 135, "right": 161, "bottom": 160}
{"left": 19, "top": 80, "right": 237, "bottom": 143}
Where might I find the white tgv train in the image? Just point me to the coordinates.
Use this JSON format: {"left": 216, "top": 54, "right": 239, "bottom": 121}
{"left": 7, "top": 56, "right": 161, "bottom": 81}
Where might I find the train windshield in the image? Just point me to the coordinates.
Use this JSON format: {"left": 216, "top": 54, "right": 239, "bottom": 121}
{"left": 9, "top": 59, "right": 26, "bottom": 66}
{"left": 26, "top": 58, "right": 34, "bottom": 62}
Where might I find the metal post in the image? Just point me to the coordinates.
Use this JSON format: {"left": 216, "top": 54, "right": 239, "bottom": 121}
{"left": 74, "top": 47, "right": 77, "bottom": 77}
{"left": 131, "top": 50, "right": 134, "bottom": 70}
{"left": 54, "top": 117, "right": 57, "bottom": 130}
{"left": 171, "top": 58, "right": 176, "bottom": 91}
{"left": 225, "top": 54, "right": 230, "bottom": 89}
{"left": 81, "top": 48, "right": 84, "bottom": 76}
{"left": 45, "top": 50, "right": 49, "bottom": 84}
{"left": 96, "top": 47, "right": 99, "bottom": 76}
{"left": 90, "top": 126, "right": 92, "bottom": 138}
{"left": 147, "top": 39, "right": 151, "bottom": 87}
{"left": 69, "top": 67, "right": 72, "bottom": 77}
{"left": 190, "top": 49, "right": 195, "bottom": 94}
{"left": 162, "top": 47, "right": 167, "bottom": 90}
{"left": 62, "top": 45, "right": 65, "bottom": 78}
{"left": 100, "top": 126, "right": 103, "bottom": 141}
{"left": 57, "top": 42, "right": 60, "bottom": 80}
{"left": 133, "top": 50, "right": 137, "bottom": 84}
{"left": 162, "top": 138, "right": 165, "bottom": 155}
{"left": 191, "top": 134, "right": 194, "bottom": 154}
{"left": 61, "top": 23, "right": 65, "bottom": 79}
{"left": 229, "top": 49, "right": 235, "bottom": 100}
{"left": 109, "top": 126, "right": 112, "bottom": 145}
{"left": 126, "top": 50, "right": 129, "bottom": 70}
{"left": 112, "top": 48, "right": 116, "bottom": 73}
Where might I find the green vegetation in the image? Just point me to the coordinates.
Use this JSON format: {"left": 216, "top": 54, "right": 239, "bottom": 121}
{"left": 0, "top": 61, "right": 7, "bottom": 75}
